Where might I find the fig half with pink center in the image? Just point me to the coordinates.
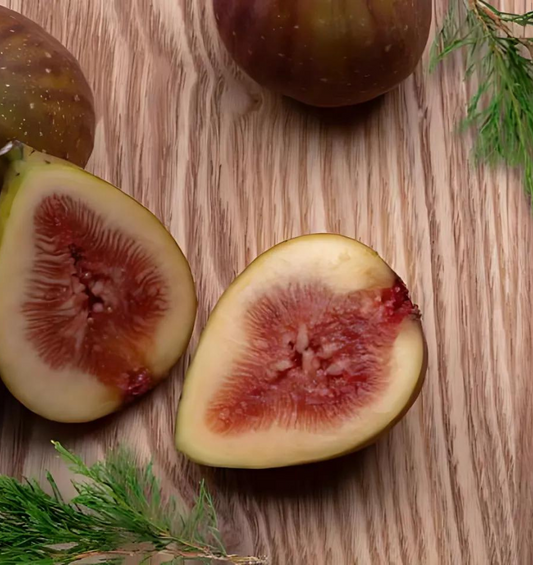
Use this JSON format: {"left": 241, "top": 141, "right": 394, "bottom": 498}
{"left": 176, "top": 235, "right": 426, "bottom": 468}
{"left": 0, "top": 143, "right": 197, "bottom": 422}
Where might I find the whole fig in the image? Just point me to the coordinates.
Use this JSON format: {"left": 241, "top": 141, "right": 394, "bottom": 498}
{"left": 214, "top": 0, "right": 432, "bottom": 107}
{"left": 0, "top": 7, "right": 95, "bottom": 166}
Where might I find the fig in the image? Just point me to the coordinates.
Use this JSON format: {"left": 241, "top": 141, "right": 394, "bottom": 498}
{"left": 176, "top": 235, "right": 426, "bottom": 468}
{"left": 0, "top": 7, "right": 95, "bottom": 166}
{"left": 0, "top": 143, "right": 197, "bottom": 423}
{"left": 213, "top": 0, "right": 432, "bottom": 107}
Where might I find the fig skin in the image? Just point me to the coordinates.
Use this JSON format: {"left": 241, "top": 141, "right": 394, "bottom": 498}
{"left": 213, "top": 0, "right": 432, "bottom": 107}
{"left": 176, "top": 234, "right": 426, "bottom": 469}
{"left": 0, "top": 143, "right": 197, "bottom": 423}
{"left": 0, "top": 7, "right": 95, "bottom": 167}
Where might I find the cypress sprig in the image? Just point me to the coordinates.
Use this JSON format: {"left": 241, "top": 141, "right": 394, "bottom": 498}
{"left": 0, "top": 442, "right": 266, "bottom": 565}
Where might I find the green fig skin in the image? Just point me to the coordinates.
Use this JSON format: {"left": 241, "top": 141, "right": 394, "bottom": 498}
{"left": 213, "top": 0, "right": 432, "bottom": 108}
{"left": 0, "top": 7, "right": 95, "bottom": 167}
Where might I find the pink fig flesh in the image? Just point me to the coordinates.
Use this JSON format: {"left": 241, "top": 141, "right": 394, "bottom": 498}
{"left": 207, "top": 278, "right": 419, "bottom": 434}
{"left": 24, "top": 194, "right": 169, "bottom": 401}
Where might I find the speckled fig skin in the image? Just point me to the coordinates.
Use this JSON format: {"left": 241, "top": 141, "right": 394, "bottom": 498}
{"left": 213, "top": 0, "right": 432, "bottom": 107}
{"left": 0, "top": 7, "right": 95, "bottom": 167}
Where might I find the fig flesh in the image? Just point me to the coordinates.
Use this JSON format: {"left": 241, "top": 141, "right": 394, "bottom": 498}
{"left": 0, "top": 144, "right": 197, "bottom": 422}
{"left": 176, "top": 235, "right": 426, "bottom": 468}
{"left": 214, "top": 0, "right": 432, "bottom": 107}
{"left": 0, "top": 7, "right": 95, "bottom": 166}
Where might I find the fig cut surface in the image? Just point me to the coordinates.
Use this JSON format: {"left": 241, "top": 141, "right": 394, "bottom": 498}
{"left": 176, "top": 235, "right": 426, "bottom": 469}
{"left": 0, "top": 146, "right": 197, "bottom": 422}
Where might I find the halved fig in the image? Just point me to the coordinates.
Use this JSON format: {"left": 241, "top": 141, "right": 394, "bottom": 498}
{"left": 176, "top": 235, "right": 425, "bottom": 469}
{"left": 0, "top": 143, "right": 197, "bottom": 423}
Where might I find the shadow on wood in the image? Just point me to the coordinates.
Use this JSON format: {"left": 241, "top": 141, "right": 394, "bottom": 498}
{"left": 209, "top": 444, "right": 376, "bottom": 502}
{"left": 281, "top": 94, "right": 386, "bottom": 132}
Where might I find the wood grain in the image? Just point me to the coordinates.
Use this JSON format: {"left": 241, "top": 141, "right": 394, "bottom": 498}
{"left": 0, "top": 1, "right": 531, "bottom": 563}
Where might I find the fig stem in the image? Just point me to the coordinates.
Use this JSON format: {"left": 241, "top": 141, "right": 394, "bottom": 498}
{"left": 0, "top": 140, "right": 15, "bottom": 156}
{"left": 471, "top": 0, "right": 533, "bottom": 56}
{"left": 69, "top": 548, "right": 268, "bottom": 563}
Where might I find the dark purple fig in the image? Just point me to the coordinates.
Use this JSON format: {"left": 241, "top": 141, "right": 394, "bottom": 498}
{"left": 0, "top": 6, "right": 95, "bottom": 166}
{"left": 213, "top": 0, "right": 432, "bottom": 108}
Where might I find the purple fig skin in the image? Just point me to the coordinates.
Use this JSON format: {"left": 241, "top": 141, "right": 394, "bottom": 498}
{"left": 213, "top": 0, "right": 432, "bottom": 107}
{"left": 0, "top": 6, "right": 95, "bottom": 167}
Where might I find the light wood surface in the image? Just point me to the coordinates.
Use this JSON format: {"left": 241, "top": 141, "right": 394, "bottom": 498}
{"left": 0, "top": 1, "right": 531, "bottom": 563}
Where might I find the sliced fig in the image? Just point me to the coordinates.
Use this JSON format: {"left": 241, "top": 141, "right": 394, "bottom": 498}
{"left": 0, "top": 144, "right": 196, "bottom": 422}
{"left": 176, "top": 235, "right": 425, "bottom": 469}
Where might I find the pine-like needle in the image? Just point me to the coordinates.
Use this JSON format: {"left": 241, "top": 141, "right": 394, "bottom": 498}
{"left": 431, "top": 0, "right": 533, "bottom": 198}
{"left": 0, "top": 442, "right": 267, "bottom": 565}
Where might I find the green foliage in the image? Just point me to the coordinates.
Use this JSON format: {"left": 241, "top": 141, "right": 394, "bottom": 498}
{"left": 431, "top": 0, "right": 533, "bottom": 198}
{"left": 0, "top": 442, "right": 266, "bottom": 565}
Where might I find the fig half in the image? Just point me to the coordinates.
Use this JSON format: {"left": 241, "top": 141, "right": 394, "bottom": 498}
{"left": 0, "top": 143, "right": 197, "bottom": 422}
{"left": 176, "top": 235, "right": 425, "bottom": 468}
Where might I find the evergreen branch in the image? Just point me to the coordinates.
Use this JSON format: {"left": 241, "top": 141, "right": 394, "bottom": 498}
{"left": 431, "top": 0, "right": 533, "bottom": 198}
{"left": 0, "top": 442, "right": 267, "bottom": 565}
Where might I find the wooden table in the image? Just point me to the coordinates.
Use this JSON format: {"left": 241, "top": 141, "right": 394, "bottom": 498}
{"left": 0, "top": 1, "right": 530, "bottom": 563}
